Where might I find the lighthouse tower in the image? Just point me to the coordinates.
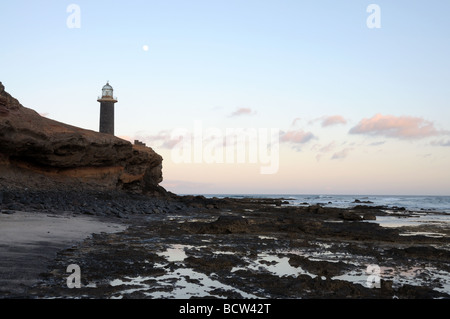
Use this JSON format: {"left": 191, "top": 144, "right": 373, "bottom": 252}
{"left": 97, "top": 82, "right": 118, "bottom": 135}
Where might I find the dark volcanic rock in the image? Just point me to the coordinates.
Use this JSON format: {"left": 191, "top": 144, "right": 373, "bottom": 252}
{"left": 353, "top": 199, "right": 374, "bottom": 204}
{"left": 184, "top": 254, "right": 245, "bottom": 275}
{"left": 288, "top": 255, "right": 352, "bottom": 278}
{"left": 212, "top": 216, "right": 250, "bottom": 233}
{"left": 184, "top": 215, "right": 251, "bottom": 234}
{"left": 339, "top": 211, "right": 363, "bottom": 221}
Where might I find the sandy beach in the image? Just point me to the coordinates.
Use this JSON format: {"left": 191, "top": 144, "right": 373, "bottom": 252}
{"left": 0, "top": 210, "right": 126, "bottom": 296}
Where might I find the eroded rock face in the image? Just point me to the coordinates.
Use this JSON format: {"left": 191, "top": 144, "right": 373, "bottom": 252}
{"left": 0, "top": 82, "right": 165, "bottom": 195}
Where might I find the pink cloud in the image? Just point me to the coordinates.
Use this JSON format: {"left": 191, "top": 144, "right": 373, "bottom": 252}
{"left": 318, "top": 141, "right": 337, "bottom": 153}
{"left": 349, "top": 114, "right": 443, "bottom": 139}
{"left": 280, "top": 130, "right": 315, "bottom": 144}
{"left": 308, "top": 115, "right": 347, "bottom": 127}
{"left": 321, "top": 115, "right": 347, "bottom": 127}
{"left": 229, "top": 107, "right": 255, "bottom": 117}
{"left": 311, "top": 141, "right": 337, "bottom": 161}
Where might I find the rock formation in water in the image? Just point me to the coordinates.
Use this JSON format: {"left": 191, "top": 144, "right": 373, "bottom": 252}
{"left": 0, "top": 81, "right": 166, "bottom": 195}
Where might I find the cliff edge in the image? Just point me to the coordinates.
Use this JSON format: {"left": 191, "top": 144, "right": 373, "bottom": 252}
{"left": 0, "top": 81, "right": 166, "bottom": 195}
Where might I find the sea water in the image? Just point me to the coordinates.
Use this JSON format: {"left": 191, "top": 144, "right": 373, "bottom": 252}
{"left": 203, "top": 194, "right": 450, "bottom": 214}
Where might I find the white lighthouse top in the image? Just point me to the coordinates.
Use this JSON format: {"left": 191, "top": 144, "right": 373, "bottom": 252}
{"left": 98, "top": 81, "right": 117, "bottom": 102}
{"left": 101, "top": 81, "right": 114, "bottom": 98}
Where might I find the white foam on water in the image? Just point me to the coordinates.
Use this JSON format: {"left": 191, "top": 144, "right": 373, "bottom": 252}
{"left": 399, "top": 231, "right": 447, "bottom": 238}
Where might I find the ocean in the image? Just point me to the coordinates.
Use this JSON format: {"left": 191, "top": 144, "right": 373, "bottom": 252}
{"left": 203, "top": 194, "right": 450, "bottom": 214}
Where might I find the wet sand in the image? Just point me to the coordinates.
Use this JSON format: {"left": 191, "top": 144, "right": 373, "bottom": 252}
{"left": 0, "top": 211, "right": 126, "bottom": 296}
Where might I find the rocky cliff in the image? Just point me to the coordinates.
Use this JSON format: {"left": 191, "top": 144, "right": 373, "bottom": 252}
{"left": 0, "top": 82, "right": 166, "bottom": 195}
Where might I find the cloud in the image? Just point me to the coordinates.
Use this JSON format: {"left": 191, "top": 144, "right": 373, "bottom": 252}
{"left": 309, "top": 115, "right": 347, "bottom": 127}
{"left": 280, "top": 129, "right": 315, "bottom": 152}
{"left": 318, "top": 141, "right": 337, "bottom": 153}
{"left": 229, "top": 107, "right": 256, "bottom": 117}
{"left": 280, "top": 129, "right": 315, "bottom": 144}
{"left": 321, "top": 115, "right": 347, "bottom": 127}
{"left": 331, "top": 148, "right": 353, "bottom": 160}
{"left": 349, "top": 114, "right": 444, "bottom": 139}
{"left": 431, "top": 139, "right": 450, "bottom": 147}
{"left": 291, "top": 117, "right": 302, "bottom": 127}
{"left": 312, "top": 141, "right": 338, "bottom": 162}
{"left": 135, "top": 130, "right": 183, "bottom": 150}
{"left": 368, "top": 141, "right": 386, "bottom": 146}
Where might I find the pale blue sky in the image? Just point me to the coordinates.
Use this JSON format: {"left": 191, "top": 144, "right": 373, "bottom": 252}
{"left": 1, "top": 1, "right": 449, "bottom": 194}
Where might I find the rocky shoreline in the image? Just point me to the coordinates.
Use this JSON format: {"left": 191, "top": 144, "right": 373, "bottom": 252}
{"left": 1, "top": 190, "right": 449, "bottom": 299}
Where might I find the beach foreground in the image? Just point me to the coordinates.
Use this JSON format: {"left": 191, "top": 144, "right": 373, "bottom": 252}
{"left": 0, "top": 209, "right": 126, "bottom": 296}
{"left": 0, "top": 190, "right": 449, "bottom": 299}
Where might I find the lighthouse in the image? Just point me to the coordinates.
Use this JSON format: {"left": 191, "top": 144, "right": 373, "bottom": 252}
{"left": 97, "top": 81, "right": 118, "bottom": 135}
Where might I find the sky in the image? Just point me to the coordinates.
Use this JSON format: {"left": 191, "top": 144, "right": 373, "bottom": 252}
{"left": 1, "top": 1, "right": 449, "bottom": 195}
